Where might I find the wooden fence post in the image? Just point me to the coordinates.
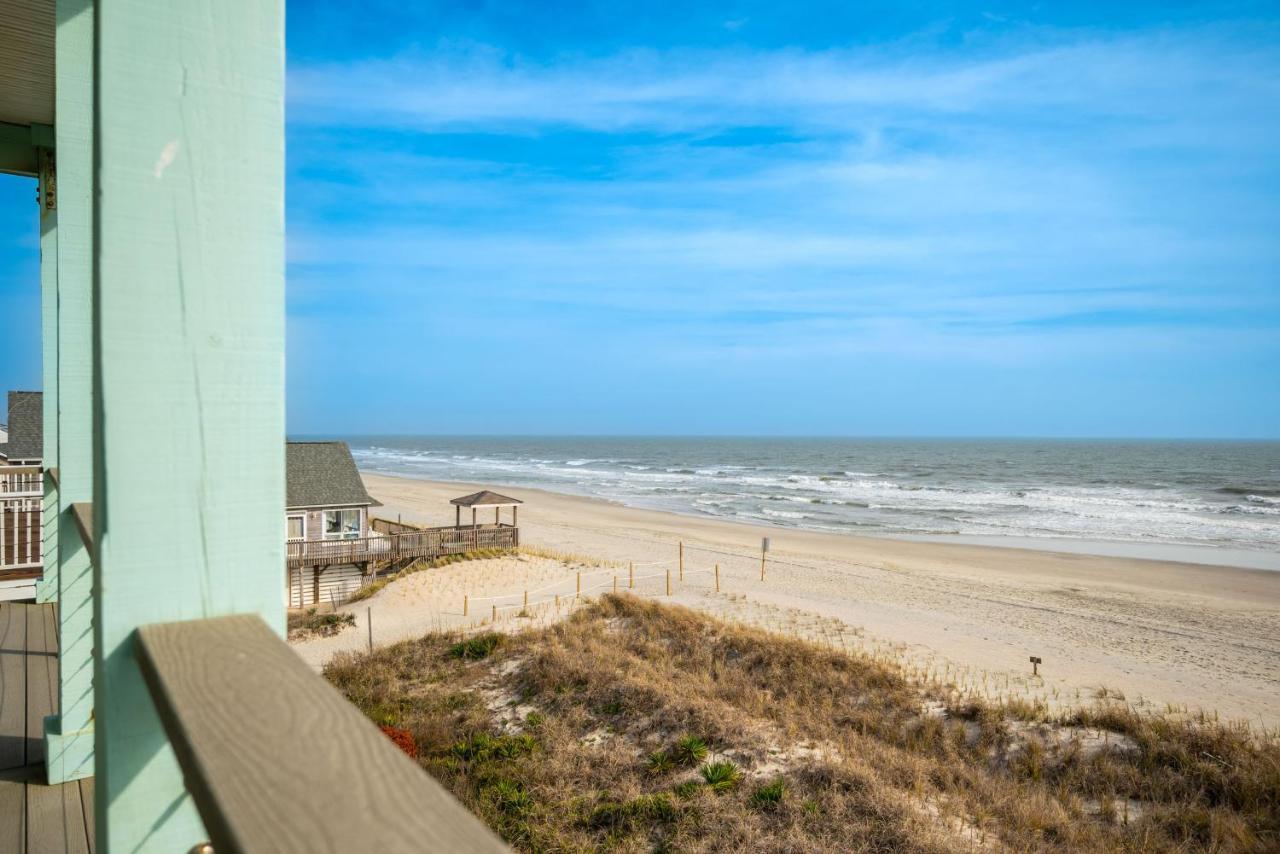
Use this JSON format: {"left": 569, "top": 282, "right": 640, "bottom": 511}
{"left": 576, "top": 571, "right": 581, "bottom": 599}
{"left": 463, "top": 594, "right": 468, "bottom": 616}
{"left": 523, "top": 590, "right": 528, "bottom": 609}
{"left": 629, "top": 562, "right": 634, "bottom": 589}
{"left": 666, "top": 569, "right": 671, "bottom": 596}
{"left": 492, "top": 604, "right": 497, "bottom": 623}
{"left": 715, "top": 563, "right": 720, "bottom": 593}
{"left": 613, "top": 575, "right": 617, "bottom": 595}
{"left": 367, "top": 607, "right": 373, "bottom": 653}
{"left": 678, "top": 541, "right": 683, "bottom": 578}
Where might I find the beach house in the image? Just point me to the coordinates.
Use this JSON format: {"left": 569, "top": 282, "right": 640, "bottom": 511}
{"left": 286, "top": 440, "right": 379, "bottom": 607}
{"left": 0, "top": 391, "right": 43, "bottom": 465}
{"left": 0, "top": 1, "right": 504, "bottom": 850}
{"left": 0, "top": 391, "right": 44, "bottom": 595}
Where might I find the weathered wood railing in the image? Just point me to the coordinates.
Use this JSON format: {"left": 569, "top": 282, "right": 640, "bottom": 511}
{"left": 287, "top": 524, "right": 518, "bottom": 569}
{"left": 0, "top": 466, "right": 43, "bottom": 572}
{"left": 134, "top": 615, "right": 508, "bottom": 852}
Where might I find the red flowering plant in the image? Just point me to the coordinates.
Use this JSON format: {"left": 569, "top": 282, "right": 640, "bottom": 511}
{"left": 379, "top": 725, "right": 418, "bottom": 759}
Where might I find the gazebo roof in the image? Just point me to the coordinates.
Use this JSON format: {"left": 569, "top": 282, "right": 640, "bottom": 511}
{"left": 450, "top": 490, "right": 523, "bottom": 508}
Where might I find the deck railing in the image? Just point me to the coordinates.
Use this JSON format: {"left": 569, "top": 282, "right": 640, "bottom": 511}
{"left": 0, "top": 466, "right": 42, "bottom": 573}
{"left": 57, "top": 507, "right": 507, "bottom": 851}
{"left": 287, "top": 523, "right": 519, "bottom": 569}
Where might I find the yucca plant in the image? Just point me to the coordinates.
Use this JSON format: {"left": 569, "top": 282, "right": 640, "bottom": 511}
{"left": 647, "top": 749, "right": 675, "bottom": 774}
{"left": 700, "top": 760, "right": 742, "bottom": 793}
{"left": 673, "top": 735, "right": 709, "bottom": 766}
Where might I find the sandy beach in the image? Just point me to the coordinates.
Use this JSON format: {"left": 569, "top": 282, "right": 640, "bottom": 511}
{"left": 301, "top": 472, "right": 1280, "bottom": 727}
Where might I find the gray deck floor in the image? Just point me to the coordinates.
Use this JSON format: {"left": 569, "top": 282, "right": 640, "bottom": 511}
{"left": 0, "top": 602, "right": 95, "bottom": 853}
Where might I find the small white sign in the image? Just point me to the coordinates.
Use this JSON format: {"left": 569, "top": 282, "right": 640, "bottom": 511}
{"left": 761, "top": 537, "right": 771, "bottom": 553}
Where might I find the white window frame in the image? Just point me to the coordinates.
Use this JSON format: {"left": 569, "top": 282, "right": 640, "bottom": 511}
{"left": 322, "top": 507, "right": 363, "bottom": 540}
{"left": 286, "top": 513, "right": 306, "bottom": 541}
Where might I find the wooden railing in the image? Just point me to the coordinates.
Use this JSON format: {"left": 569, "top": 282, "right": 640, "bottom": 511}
{"left": 135, "top": 615, "right": 509, "bottom": 852}
{"left": 287, "top": 524, "right": 518, "bottom": 569}
{"left": 0, "top": 466, "right": 43, "bottom": 573}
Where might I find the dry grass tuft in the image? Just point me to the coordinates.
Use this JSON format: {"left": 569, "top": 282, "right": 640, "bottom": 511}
{"left": 325, "top": 594, "right": 1280, "bottom": 852}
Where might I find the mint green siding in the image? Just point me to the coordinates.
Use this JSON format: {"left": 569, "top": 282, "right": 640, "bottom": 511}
{"left": 91, "top": 0, "right": 286, "bottom": 848}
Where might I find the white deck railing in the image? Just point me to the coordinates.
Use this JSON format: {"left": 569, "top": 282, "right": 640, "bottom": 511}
{"left": 0, "top": 467, "right": 42, "bottom": 572}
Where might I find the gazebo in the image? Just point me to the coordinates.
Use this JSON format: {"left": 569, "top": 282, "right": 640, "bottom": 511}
{"left": 451, "top": 490, "right": 523, "bottom": 529}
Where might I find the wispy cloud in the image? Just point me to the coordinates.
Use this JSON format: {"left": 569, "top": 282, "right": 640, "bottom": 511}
{"left": 281, "top": 17, "right": 1280, "bottom": 436}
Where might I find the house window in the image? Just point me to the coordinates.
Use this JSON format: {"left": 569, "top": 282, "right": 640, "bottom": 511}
{"left": 287, "top": 515, "right": 305, "bottom": 541}
{"left": 324, "top": 508, "right": 362, "bottom": 540}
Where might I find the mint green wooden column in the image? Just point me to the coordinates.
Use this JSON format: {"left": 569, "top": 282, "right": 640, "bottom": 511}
{"left": 92, "top": 0, "right": 285, "bottom": 849}
{"left": 44, "top": 0, "right": 96, "bottom": 786}
{"left": 35, "top": 140, "right": 59, "bottom": 605}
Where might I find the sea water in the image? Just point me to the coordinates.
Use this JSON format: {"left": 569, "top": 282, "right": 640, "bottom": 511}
{"left": 344, "top": 437, "right": 1280, "bottom": 569}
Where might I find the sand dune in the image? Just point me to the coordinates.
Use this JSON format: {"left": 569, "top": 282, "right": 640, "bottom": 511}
{"left": 308, "top": 473, "right": 1280, "bottom": 727}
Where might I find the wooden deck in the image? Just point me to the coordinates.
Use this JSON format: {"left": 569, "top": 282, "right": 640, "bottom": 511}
{"left": 0, "top": 602, "right": 95, "bottom": 853}
{"left": 286, "top": 523, "right": 519, "bottom": 570}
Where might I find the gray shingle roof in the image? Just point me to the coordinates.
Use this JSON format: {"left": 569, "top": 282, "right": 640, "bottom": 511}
{"left": 0, "top": 391, "right": 42, "bottom": 461}
{"left": 450, "top": 490, "right": 523, "bottom": 507}
{"left": 286, "top": 441, "right": 375, "bottom": 509}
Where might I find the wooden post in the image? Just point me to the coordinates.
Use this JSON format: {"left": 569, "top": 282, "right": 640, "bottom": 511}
{"left": 495, "top": 507, "right": 500, "bottom": 525}
{"left": 666, "top": 569, "right": 671, "bottom": 596}
{"left": 629, "top": 562, "right": 634, "bottom": 589}
{"left": 491, "top": 604, "right": 497, "bottom": 622}
{"left": 92, "top": 0, "right": 285, "bottom": 846}
{"left": 455, "top": 505, "right": 460, "bottom": 529}
{"left": 42, "top": 0, "right": 96, "bottom": 784}
{"left": 715, "top": 563, "right": 720, "bottom": 593}
{"left": 678, "top": 541, "right": 683, "bottom": 578}
{"left": 523, "top": 589, "right": 528, "bottom": 609}
{"left": 35, "top": 140, "right": 59, "bottom": 606}
{"left": 367, "top": 608, "right": 373, "bottom": 653}
{"left": 760, "top": 550, "right": 766, "bottom": 581}
{"left": 463, "top": 594, "right": 469, "bottom": 616}
{"left": 613, "top": 575, "right": 617, "bottom": 595}
{"left": 576, "top": 571, "right": 581, "bottom": 598}
{"left": 555, "top": 594, "right": 560, "bottom": 610}
{"left": 512, "top": 505, "right": 518, "bottom": 528}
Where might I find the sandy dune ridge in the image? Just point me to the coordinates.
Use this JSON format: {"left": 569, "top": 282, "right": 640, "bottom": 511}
{"left": 295, "top": 473, "right": 1280, "bottom": 728}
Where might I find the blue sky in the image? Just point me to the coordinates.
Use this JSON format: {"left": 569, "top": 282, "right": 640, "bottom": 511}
{"left": 2, "top": 2, "right": 1278, "bottom": 437}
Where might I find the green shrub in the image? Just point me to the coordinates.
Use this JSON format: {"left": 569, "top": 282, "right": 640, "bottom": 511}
{"left": 671, "top": 780, "right": 701, "bottom": 800}
{"left": 700, "top": 760, "right": 743, "bottom": 793}
{"left": 647, "top": 749, "right": 675, "bottom": 775}
{"left": 452, "top": 732, "right": 537, "bottom": 762}
{"left": 751, "top": 779, "right": 786, "bottom": 809}
{"left": 449, "top": 633, "right": 503, "bottom": 660}
{"left": 673, "top": 735, "right": 709, "bottom": 766}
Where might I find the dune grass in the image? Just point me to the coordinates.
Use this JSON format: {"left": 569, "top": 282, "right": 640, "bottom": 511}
{"left": 325, "top": 594, "right": 1279, "bottom": 852}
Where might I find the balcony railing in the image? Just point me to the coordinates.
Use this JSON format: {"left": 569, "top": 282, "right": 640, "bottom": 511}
{"left": 286, "top": 523, "right": 519, "bottom": 569}
{"left": 0, "top": 466, "right": 42, "bottom": 573}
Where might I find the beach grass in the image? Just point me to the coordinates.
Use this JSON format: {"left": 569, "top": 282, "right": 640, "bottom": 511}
{"left": 325, "top": 594, "right": 1279, "bottom": 852}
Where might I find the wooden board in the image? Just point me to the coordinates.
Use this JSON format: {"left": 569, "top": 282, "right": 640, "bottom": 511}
{"left": 26, "top": 768, "right": 91, "bottom": 854}
{"left": 135, "top": 614, "right": 507, "bottom": 853}
{"left": 0, "top": 603, "right": 28, "bottom": 770}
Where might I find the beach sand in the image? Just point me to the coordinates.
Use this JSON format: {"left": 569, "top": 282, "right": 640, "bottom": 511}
{"left": 302, "top": 472, "right": 1280, "bottom": 727}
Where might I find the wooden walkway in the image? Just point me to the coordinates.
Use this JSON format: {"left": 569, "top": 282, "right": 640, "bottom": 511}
{"left": 0, "top": 602, "right": 95, "bottom": 853}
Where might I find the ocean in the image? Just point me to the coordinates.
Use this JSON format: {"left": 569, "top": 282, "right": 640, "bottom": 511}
{"left": 346, "top": 437, "right": 1280, "bottom": 568}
